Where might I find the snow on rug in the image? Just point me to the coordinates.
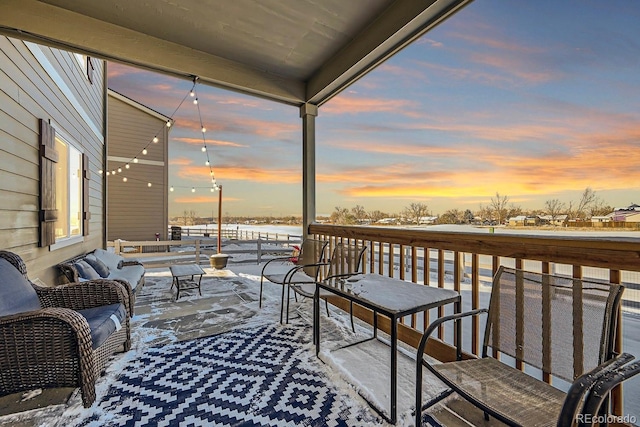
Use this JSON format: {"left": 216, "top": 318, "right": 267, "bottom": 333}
{"left": 62, "top": 323, "right": 402, "bottom": 427}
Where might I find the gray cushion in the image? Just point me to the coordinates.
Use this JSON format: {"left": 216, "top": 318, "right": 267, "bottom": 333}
{"left": 0, "top": 258, "right": 41, "bottom": 316}
{"left": 84, "top": 254, "right": 110, "bottom": 278}
{"left": 108, "top": 265, "right": 145, "bottom": 291}
{"left": 75, "top": 260, "right": 100, "bottom": 280}
{"left": 76, "top": 303, "right": 127, "bottom": 349}
{"left": 94, "top": 248, "right": 124, "bottom": 271}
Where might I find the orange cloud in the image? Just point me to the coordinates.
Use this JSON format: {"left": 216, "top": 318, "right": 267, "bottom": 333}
{"left": 169, "top": 157, "right": 193, "bottom": 166}
{"left": 175, "top": 164, "right": 300, "bottom": 184}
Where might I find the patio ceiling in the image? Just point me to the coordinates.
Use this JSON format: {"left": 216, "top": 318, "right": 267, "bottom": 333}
{"left": 0, "top": 0, "right": 471, "bottom": 106}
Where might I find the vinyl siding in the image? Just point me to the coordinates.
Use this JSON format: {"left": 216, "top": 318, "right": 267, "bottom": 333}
{"left": 0, "top": 36, "right": 105, "bottom": 284}
{"left": 107, "top": 93, "right": 169, "bottom": 242}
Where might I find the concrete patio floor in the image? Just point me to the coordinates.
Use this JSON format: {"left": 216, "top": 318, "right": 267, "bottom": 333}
{"left": 0, "top": 263, "right": 504, "bottom": 427}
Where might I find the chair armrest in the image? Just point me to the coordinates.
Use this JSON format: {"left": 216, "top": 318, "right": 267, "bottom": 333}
{"left": 572, "top": 354, "right": 640, "bottom": 426}
{"left": 260, "top": 256, "right": 295, "bottom": 275}
{"left": 283, "top": 262, "right": 329, "bottom": 283}
{"left": 35, "top": 279, "right": 131, "bottom": 315}
{"left": 121, "top": 260, "right": 143, "bottom": 267}
{"left": 557, "top": 352, "right": 634, "bottom": 427}
{"left": 0, "top": 307, "right": 95, "bottom": 369}
{"left": 416, "top": 308, "right": 489, "bottom": 362}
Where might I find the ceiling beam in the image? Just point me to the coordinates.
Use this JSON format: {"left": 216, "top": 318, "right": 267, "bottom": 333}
{"left": 306, "top": 0, "right": 472, "bottom": 106}
{"left": 0, "top": 0, "right": 306, "bottom": 106}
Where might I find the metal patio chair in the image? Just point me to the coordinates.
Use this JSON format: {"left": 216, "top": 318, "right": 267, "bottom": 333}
{"left": 260, "top": 238, "right": 328, "bottom": 323}
{"left": 285, "top": 242, "right": 367, "bottom": 331}
{"left": 415, "top": 266, "right": 625, "bottom": 427}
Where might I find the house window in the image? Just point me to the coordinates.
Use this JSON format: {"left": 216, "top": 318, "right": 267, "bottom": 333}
{"left": 54, "top": 136, "right": 83, "bottom": 240}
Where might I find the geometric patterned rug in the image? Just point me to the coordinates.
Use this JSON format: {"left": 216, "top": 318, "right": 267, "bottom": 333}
{"left": 67, "top": 324, "right": 388, "bottom": 427}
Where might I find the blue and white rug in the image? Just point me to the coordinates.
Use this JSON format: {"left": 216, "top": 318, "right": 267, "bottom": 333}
{"left": 71, "top": 324, "right": 388, "bottom": 426}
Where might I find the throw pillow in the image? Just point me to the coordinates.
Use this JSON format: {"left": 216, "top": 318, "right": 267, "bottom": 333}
{"left": 0, "top": 258, "right": 41, "bottom": 316}
{"left": 94, "top": 248, "right": 124, "bottom": 271}
{"left": 84, "top": 254, "right": 110, "bottom": 278}
{"left": 75, "top": 260, "right": 100, "bottom": 280}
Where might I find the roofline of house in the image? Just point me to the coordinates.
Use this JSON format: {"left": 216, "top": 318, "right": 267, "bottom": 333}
{"left": 107, "top": 88, "right": 171, "bottom": 122}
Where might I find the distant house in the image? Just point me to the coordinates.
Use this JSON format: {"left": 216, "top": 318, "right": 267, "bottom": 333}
{"left": 612, "top": 204, "right": 640, "bottom": 223}
{"left": 0, "top": 37, "right": 105, "bottom": 283}
{"left": 106, "top": 89, "right": 170, "bottom": 241}
{"left": 508, "top": 216, "right": 527, "bottom": 226}
{"left": 377, "top": 218, "right": 400, "bottom": 225}
{"left": 591, "top": 215, "right": 612, "bottom": 224}
{"left": 539, "top": 214, "right": 568, "bottom": 227}
{"left": 418, "top": 216, "right": 438, "bottom": 225}
{"left": 525, "top": 216, "right": 540, "bottom": 226}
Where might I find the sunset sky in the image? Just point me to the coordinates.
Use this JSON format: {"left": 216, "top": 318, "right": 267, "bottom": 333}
{"left": 106, "top": 0, "right": 640, "bottom": 218}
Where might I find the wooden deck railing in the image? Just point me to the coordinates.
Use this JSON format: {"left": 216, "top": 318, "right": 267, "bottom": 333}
{"left": 309, "top": 223, "right": 640, "bottom": 415}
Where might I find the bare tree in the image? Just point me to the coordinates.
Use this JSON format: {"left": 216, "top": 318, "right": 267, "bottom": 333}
{"left": 574, "top": 187, "right": 598, "bottom": 219}
{"left": 330, "top": 207, "right": 356, "bottom": 225}
{"left": 439, "top": 209, "right": 464, "bottom": 224}
{"left": 545, "top": 199, "right": 566, "bottom": 224}
{"left": 351, "top": 205, "right": 367, "bottom": 223}
{"left": 368, "top": 210, "right": 387, "bottom": 223}
{"left": 402, "top": 202, "right": 430, "bottom": 224}
{"left": 490, "top": 192, "right": 509, "bottom": 225}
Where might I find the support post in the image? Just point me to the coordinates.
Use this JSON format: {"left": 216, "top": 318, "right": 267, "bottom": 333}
{"left": 300, "top": 103, "right": 318, "bottom": 240}
{"left": 217, "top": 186, "right": 222, "bottom": 254}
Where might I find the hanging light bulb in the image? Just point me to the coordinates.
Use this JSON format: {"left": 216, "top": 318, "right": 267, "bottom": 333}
{"left": 98, "top": 169, "right": 103, "bottom": 175}
{"left": 112, "top": 170, "right": 116, "bottom": 175}
{"left": 125, "top": 164, "right": 130, "bottom": 169}
{"left": 193, "top": 98, "right": 198, "bottom": 105}
{"left": 142, "top": 148, "right": 148, "bottom": 155}
{"left": 166, "top": 120, "right": 172, "bottom": 127}
{"left": 133, "top": 158, "right": 138, "bottom": 163}
{"left": 205, "top": 160, "right": 210, "bottom": 166}
{"left": 106, "top": 171, "right": 110, "bottom": 176}
{"left": 117, "top": 167, "right": 122, "bottom": 173}
{"left": 122, "top": 177, "right": 128, "bottom": 182}
{"left": 201, "top": 126, "right": 206, "bottom": 133}
{"left": 191, "top": 187, "right": 196, "bottom": 193}
{"left": 147, "top": 182, "right": 152, "bottom": 187}
{"left": 211, "top": 188, "right": 215, "bottom": 192}
{"left": 190, "top": 89, "right": 195, "bottom": 97}
{"left": 170, "top": 186, "right": 174, "bottom": 192}
{"left": 201, "top": 146, "right": 206, "bottom": 152}
{"left": 153, "top": 137, "right": 158, "bottom": 143}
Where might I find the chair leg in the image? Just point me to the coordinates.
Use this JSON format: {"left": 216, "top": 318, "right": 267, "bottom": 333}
{"left": 285, "top": 285, "right": 292, "bottom": 324}
{"left": 259, "top": 276, "right": 264, "bottom": 308}
{"left": 349, "top": 300, "right": 355, "bottom": 333}
{"left": 280, "top": 283, "right": 286, "bottom": 323}
{"left": 325, "top": 298, "right": 330, "bottom": 317}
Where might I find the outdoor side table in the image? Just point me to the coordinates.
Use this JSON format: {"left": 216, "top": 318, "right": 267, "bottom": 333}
{"left": 170, "top": 264, "right": 205, "bottom": 300}
{"left": 314, "top": 273, "right": 460, "bottom": 424}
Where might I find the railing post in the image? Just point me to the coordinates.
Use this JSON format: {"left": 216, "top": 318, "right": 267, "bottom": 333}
{"left": 114, "top": 239, "right": 121, "bottom": 255}
{"left": 195, "top": 239, "right": 200, "bottom": 265}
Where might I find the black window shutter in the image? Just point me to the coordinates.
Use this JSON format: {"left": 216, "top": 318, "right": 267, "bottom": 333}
{"left": 83, "top": 153, "right": 90, "bottom": 235}
{"left": 39, "top": 119, "right": 58, "bottom": 247}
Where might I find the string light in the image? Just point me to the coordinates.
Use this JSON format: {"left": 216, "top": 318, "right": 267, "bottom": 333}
{"left": 105, "top": 77, "right": 222, "bottom": 194}
{"left": 98, "top": 170, "right": 103, "bottom": 175}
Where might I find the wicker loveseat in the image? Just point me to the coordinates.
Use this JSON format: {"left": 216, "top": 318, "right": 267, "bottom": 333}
{"left": 0, "top": 251, "right": 131, "bottom": 408}
{"left": 59, "top": 248, "right": 145, "bottom": 316}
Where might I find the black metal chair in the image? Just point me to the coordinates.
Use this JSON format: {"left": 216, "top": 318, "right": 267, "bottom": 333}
{"left": 285, "top": 242, "right": 367, "bottom": 331}
{"left": 415, "top": 266, "right": 625, "bottom": 427}
{"left": 260, "top": 238, "right": 328, "bottom": 323}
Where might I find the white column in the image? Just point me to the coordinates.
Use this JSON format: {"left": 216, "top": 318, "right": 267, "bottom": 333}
{"left": 300, "top": 103, "right": 318, "bottom": 239}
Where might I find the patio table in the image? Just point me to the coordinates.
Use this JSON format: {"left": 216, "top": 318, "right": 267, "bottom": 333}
{"left": 313, "top": 273, "right": 460, "bottom": 424}
{"left": 170, "top": 264, "right": 205, "bottom": 300}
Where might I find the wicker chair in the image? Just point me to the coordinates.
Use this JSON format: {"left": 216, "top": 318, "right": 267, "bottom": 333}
{"left": 415, "top": 266, "right": 625, "bottom": 427}
{"left": 0, "top": 251, "right": 131, "bottom": 408}
{"left": 259, "top": 238, "right": 328, "bottom": 323}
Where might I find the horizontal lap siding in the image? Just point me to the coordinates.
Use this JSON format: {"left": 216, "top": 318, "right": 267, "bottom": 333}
{"left": 0, "top": 36, "right": 105, "bottom": 284}
{"left": 107, "top": 95, "right": 168, "bottom": 241}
